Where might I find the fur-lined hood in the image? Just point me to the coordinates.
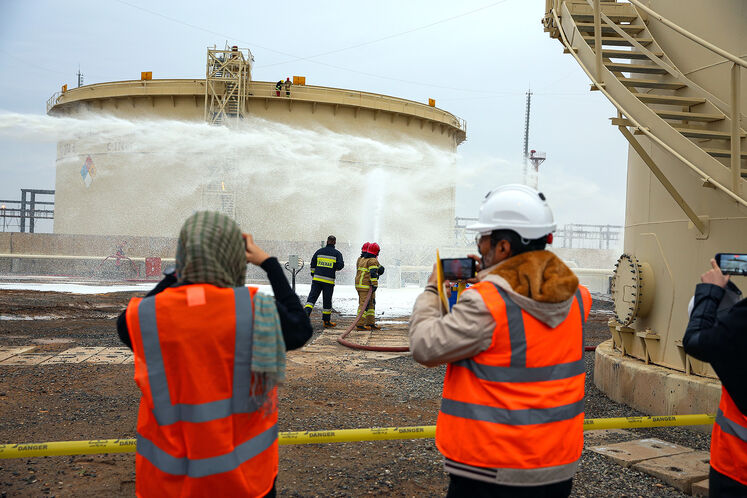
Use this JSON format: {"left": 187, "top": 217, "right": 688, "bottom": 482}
{"left": 480, "top": 250, "right": 579, "bottom": 328}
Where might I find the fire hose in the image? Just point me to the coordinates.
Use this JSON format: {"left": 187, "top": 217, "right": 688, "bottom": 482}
{"left": 337, "top": 288, "right": 409, "bottom": 352}
{"left": 335, "top": 289, "right": 598, "bottom": 353}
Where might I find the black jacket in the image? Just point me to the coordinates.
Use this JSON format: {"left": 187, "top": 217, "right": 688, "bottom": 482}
{"left": 683, "top": 282, "right": 747, "bottom": 414}
{"left": 116, "top": 257, "right": 312, "bottom": 351}
{"left": 310, "top": 244, "right": 344, "bottom": 284}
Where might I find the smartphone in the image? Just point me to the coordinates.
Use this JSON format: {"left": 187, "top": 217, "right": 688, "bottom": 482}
{"left": 441, "top": 257, "right": 477, "bottom": 280}
{"left": 715, "top": 253, "right": 747, "bottom": 276}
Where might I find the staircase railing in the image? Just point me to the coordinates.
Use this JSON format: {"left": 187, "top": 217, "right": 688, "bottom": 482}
{"left": 549, "top": 4, "right": 747, "bottom": 211}
{"left": 589, "top": 0, "right": 745, "bottom": 195}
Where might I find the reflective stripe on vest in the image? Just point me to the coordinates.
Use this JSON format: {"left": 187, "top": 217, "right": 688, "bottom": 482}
{"left": 313, "top": 275, "right": 335, "bottom": 285}
{"left": 716, "top": 409, "right": 747, "bottom": 443}
{"left": 316, "top": 256, "right": 336, "bottom": 269}
{"left": 441, "top": 398, "right": 585, "bottom": 426}
{"left": 451, "top": 286, "right": 586, "bottom": 383}
{"left": 136, "top": 424, "right": 278, "bottom": 478}
{"left": 137, "top": 286, "right": 256, "bottom": 426}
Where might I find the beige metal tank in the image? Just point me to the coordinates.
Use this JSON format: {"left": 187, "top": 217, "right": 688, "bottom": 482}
{"left": 544, "top": 0, "right": 746, "bottom": 415}
{"left": 615, "top": 0, "right": 746, "bottom": 377}
{"left": 47, "top": 78, "right": 466, "bottom": 245}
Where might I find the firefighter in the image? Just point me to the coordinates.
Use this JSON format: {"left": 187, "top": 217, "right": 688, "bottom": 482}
{"left": 275, "top": 80, "right": 283, "bottom": 97}
{"left": 305, "top": 235, "right": 345, "bottom": 327}
{"left": 355, "top": 242, "right": 385, "bottom": 330}
{"left": 409, "top": 185, "right": 590, "bottom": 497}
{"left": 284, "top": 77, "right": 292, "bottom": 97}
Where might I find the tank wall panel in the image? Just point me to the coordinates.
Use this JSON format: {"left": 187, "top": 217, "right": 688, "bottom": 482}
{"left": 647, "top": 0, "right": 747, "bottom": 110}
{"left": 623, "top": 136, "right": 747, "bottom": 375}
{"left": 52, "top": 90, "right": 458, "bottom": 245}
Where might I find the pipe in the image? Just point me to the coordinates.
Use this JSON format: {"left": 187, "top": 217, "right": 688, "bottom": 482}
{"left": 336, "top": 288, "right": 410, "bottom": 352}
{"left": 585, "top": 346, "right": 596, "bottom": 352}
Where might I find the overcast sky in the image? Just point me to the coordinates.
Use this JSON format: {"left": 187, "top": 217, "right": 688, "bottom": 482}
{"left": 0, "top": 0, "right": 628, "bottom": 232}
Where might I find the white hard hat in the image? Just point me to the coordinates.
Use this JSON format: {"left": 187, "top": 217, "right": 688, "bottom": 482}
{"left": 467, "top": 184, "right": 556, "bottom": 240}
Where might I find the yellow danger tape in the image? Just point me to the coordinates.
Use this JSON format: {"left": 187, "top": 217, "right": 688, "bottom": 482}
{"left": 0, "top": 414, "right": 716, "bottom": 459}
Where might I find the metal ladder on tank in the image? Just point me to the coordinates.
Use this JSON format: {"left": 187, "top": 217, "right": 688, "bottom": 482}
{"left": 543, "top": 0, "right": 747, "bottom": 229}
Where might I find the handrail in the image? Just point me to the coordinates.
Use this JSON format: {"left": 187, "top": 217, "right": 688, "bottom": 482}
{"left": 626, "top": 0, "right": 747, "bottom": 69}
{"left": 584, "top": 0, "right": 743, "bottom": 196}
{"left": 46, "top": 92, "right": 62, "bottom": 114}
{"left": 551, "top": 7, "right": 747, "bottom": 208}
{"left": 46, "top": 79, "right": 467, "bottom": 133}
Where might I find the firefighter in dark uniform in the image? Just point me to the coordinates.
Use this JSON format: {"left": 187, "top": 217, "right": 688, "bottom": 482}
{"left": 305, "top": 235, "right": 345, "bottom": 327}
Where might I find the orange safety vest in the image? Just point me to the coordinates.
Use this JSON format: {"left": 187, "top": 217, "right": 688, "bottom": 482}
{"left": 126, "top": 284, "right": 278, "bottom": 498}
{"left": 711, "top": 387, "right": 747, "bottom": 485}
{"left": 436, "top": 281, "right": 590, "bottom": 480}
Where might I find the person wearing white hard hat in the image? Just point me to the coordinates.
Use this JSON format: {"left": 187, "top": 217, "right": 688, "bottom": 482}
{"left": 409, "top": 184, "right": 591, "bottom": 498}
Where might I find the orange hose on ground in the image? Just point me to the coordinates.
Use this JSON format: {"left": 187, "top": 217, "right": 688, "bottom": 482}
{"left": 337, "top": 288, "right": 410, "bottom": 352}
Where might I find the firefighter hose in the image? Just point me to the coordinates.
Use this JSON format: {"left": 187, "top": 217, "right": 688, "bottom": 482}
{"left": 336, "top": 288, "right": 410, "bottom": 352}
{"left": 0, "top": 414, "right": 717, "bottom": 458}
{"left": 335, "top": 290, "right": 596, "bottom": 353}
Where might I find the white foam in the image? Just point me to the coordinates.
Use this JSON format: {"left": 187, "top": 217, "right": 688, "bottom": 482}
{"left": 0, "top": 281, "right": 423, "bottom": 317}
{"left": 0, "top": 282, "right": 154, "bottom": 294}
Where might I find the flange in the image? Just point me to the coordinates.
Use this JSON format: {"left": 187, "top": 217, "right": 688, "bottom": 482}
{"left": 611, "top": 253, "right": 654, "bottom": 325}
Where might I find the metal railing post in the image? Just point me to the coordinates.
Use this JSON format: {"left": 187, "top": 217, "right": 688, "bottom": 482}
{"left": 593, "top": 0, "right": 603, "bottom": 85}
{"left": 731, "top": 63, "right": 742, "bottom": 195}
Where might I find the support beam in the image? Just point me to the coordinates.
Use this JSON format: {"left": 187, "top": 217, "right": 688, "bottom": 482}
{"left": 731, "top": 63, "right": 742, "bottom": 195}
{"left": 593, "top": 0, "right": 603, "bottom": 84}
{"left": 618, "top": 124, "right": 706, "bottom": 234}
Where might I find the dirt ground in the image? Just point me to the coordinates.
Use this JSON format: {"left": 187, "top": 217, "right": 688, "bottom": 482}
{"left": 0, "top": 288, "right": 707, "bottom": 497}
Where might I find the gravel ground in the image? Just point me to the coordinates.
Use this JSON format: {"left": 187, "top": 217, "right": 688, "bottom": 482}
{"left": 0, "top": 289, "right": 713, "bottom": 497}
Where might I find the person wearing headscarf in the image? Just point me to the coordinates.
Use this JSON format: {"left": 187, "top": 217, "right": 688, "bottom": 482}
{"left": 116, "top": 211, "right": 312, "bottom": 497}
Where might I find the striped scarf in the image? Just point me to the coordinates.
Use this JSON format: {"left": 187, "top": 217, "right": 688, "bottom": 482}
{"left": 175, "top": 211, "right": 285, "bottom": 408}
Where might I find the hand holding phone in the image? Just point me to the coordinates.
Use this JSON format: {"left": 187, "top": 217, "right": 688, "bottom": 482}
{"left": 441, "top": 257, "right": 477, "bottom": 281}
{"left": 715, "top": 253, "right": 747, "bottom": 276}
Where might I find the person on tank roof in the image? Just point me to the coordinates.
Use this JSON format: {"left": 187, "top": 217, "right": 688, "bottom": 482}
{"left": 116, "top": 211, "right": 312, "bottom": 497}
{"left": 409, "top": 185, "right": 590, "bottom": 498}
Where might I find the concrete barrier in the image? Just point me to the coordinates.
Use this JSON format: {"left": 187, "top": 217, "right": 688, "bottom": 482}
{"left": 594, "top": 339, "right": 721, "bottom": 432}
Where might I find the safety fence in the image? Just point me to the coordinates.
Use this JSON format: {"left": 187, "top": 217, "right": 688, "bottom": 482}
{"left": 0, "top": 414, "right": 715, "bottom": 459}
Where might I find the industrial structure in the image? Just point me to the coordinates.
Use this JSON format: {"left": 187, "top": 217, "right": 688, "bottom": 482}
{"left": 45, "top": 46, "right": 467, "bottom": 246}
{"left": 544, "top": 0, "right": 746, "bottom": 414}
{"left": 0, "top": 189, "right": 55, "bottom": 233}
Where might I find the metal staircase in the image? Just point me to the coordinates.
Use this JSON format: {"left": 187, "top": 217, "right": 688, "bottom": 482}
{"left": 205, "top": 45, "right": 253, "bottom": 126}
{"left": 543, "top": 0, "right": 746, "bottom": 230}
{"left": 202, "top": 45, "right": 253, "bottom": 217}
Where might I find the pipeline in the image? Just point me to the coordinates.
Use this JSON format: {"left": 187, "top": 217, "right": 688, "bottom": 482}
{"left": 0, "top": 414, "right": 717, "bottom": 459}
{"left": 337, "top": 288, "right": 409, "bottom": 352}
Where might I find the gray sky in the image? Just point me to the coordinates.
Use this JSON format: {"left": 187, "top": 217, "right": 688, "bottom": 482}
{"left": 0, "top": 0, "right": 628, "bottom": 232}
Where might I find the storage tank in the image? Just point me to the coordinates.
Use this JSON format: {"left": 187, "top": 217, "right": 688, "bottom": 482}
{"left": 46, "top": 52, "right": 466, "bottom": 247}
{"left": 544, "top": 0, "right": 746, "bottom": 416}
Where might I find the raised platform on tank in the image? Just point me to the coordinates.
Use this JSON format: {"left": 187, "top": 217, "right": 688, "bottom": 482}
{"left": 594, "top": 339, "right": 720, "bottom": 432}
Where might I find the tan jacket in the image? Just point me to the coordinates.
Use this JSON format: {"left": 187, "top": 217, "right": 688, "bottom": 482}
{"left": 409, "top": 250, "right": 580, "bottom": 367}
{"left": 355, "top": 256, "right": 380, "bottom": 289}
